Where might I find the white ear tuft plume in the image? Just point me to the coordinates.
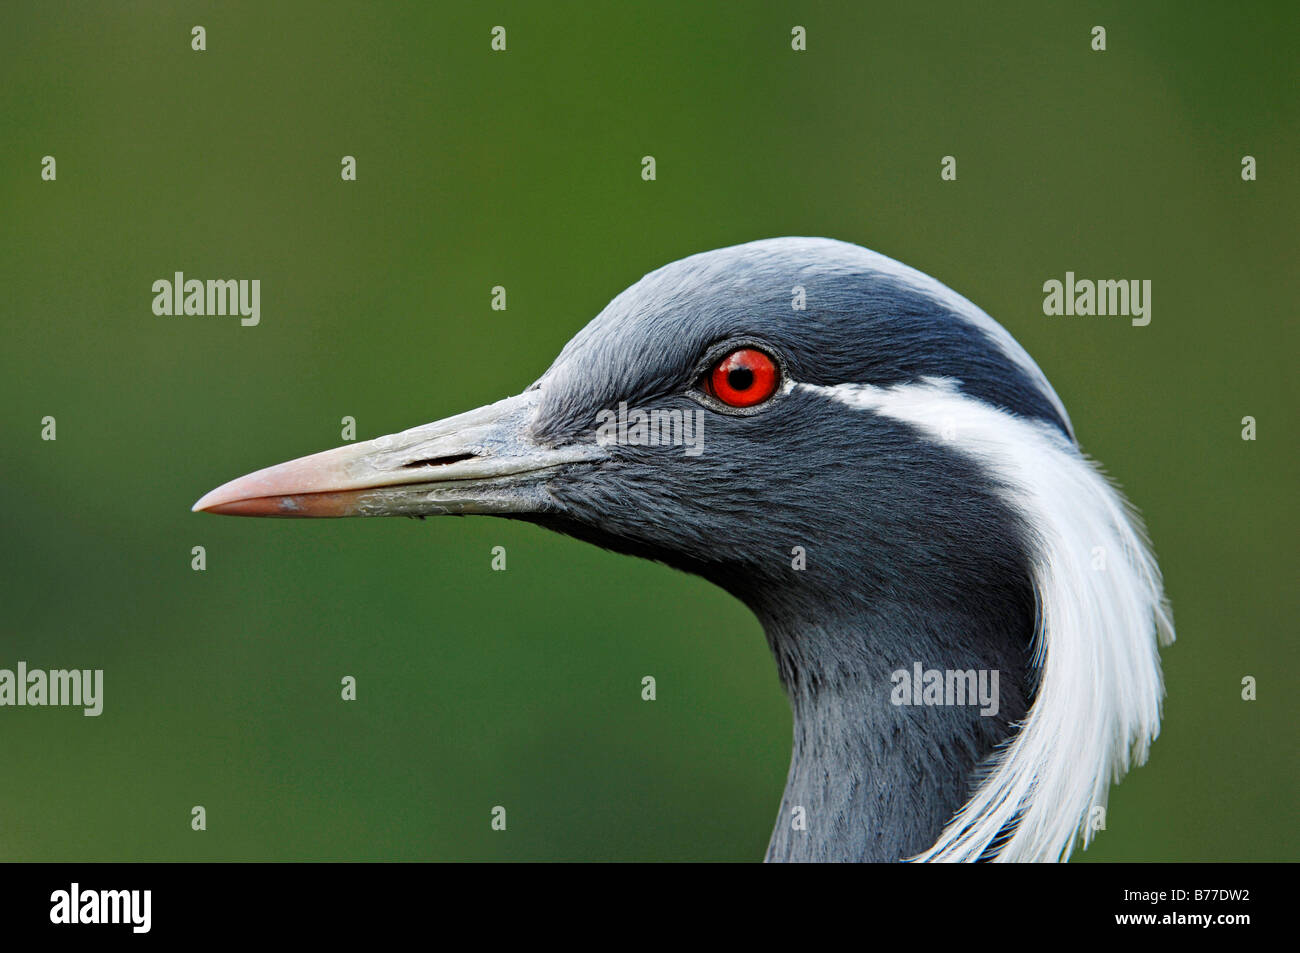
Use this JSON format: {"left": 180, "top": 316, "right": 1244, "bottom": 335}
{"left": 804, "top": 377, "right": 1173, "bottom": 862}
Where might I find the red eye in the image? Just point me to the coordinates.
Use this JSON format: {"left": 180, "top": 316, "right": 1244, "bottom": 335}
{"left": 707, "top": 348, "right": 780, "bottom": 408}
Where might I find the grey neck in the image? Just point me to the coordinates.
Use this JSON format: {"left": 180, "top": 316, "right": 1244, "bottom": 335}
{"left": 758, "top": 613, "right": 1032, "bottom": 863}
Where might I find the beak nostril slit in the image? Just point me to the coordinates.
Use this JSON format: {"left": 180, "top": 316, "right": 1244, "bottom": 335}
{"left": 402, "top": 453, "right": 479, "bottom": 469}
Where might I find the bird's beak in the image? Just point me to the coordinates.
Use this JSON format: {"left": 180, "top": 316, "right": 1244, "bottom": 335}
{"left": 192, "top": 390, "right": 600, "bottom": 518}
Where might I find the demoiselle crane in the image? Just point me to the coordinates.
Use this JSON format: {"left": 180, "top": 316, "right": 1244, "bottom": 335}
{"left": 194, "top": 238, "right": 1173, "bottom": 862}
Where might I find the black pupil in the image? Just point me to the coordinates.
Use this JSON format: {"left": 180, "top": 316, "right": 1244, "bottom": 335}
{"left": 727, "top": 367, "right": 754, "bottom": 391}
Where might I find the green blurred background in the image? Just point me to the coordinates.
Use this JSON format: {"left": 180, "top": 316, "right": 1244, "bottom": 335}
{"left": 1, "top": 1, "right": 1295, "bottom": 861}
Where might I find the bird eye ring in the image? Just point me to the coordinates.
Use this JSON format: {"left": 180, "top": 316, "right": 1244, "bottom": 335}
{"left": 703, "top": 347, "right": 781, "bottom": 408}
